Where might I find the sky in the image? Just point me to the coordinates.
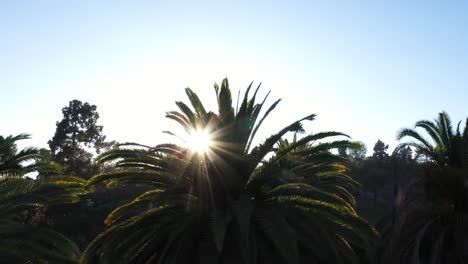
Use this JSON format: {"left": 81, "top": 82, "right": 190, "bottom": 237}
{"left": 2, "top": 0, "right": 468, "bottom": 155}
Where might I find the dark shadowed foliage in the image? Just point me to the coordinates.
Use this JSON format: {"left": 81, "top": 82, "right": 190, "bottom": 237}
{"left": 381, "top": 112, "right": 468, "bottom": 264}
{"left": 0, "top": 176, "right": 86, "bottom": 263}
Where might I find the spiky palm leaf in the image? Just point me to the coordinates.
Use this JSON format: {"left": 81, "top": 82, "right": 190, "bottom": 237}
{"left": 82, "top": 78, "right": 378, "bottom": 264}
{"left": 0, "top": 134, "right": 41, "bottom": 177}
{"left": 0, "top": 134, "right": 61, "bottom": 178}
{"left": 271, "top": 135, "right": 361, "bottom": 206}
{"left": 0, "top": 176, "right": 85, "bottom": 263}
{"left": 396, "top": 112, "right": 468, "bottom": 168}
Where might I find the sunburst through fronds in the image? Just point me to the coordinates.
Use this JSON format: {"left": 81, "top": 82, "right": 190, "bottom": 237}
{"left": 82, "top": 79, "right": 378, "bottom": 264}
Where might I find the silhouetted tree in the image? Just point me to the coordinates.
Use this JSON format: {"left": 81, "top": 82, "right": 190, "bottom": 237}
{"left": 48, "top": 100, "right": 111, "bottom": 178}
{"left": 351, "top": 140, "right": 391, "bottom": 209}
{"left": 373, "top": 140, "right": 389, "bottom": 160}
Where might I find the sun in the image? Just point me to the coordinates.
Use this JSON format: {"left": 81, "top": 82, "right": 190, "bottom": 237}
{"left": 187, "top": 129, "right": 213, "bottom": 154}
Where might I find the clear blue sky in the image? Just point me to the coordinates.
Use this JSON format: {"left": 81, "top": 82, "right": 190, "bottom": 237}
{"left": 2, "top": 0, "right": 468, "bottom": 154}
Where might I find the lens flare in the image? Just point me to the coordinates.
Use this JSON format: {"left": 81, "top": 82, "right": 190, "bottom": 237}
{"left": 187, "top": 130, "right": 212, "bottom": 154}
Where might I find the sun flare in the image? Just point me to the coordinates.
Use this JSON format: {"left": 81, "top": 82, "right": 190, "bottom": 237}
{"left": 187, "top": 129, "right": 213, "bottom": 154}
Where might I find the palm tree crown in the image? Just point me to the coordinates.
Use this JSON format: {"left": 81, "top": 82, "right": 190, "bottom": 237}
{"left": 82, "top": 79, "right": 377, "bottom": 264}
{"left": 387, "top": 111, "right": 468, "bottom": 263}
{"left": 397, "top": 111, "right": 468, "bottom": 168}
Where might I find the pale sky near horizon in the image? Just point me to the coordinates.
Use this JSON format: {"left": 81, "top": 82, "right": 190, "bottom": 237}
{"left": 2, "top": 1, "right": 468, "bottom": 155}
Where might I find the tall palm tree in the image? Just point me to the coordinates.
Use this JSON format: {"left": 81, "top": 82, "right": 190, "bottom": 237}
{"left": 82, "top": 79, "right": 377, "bottom": 264}
{"left": 0, "top": 176, "right": 85, "bottom": 263}
{"left": 396, "top": 111, "right": 468, "bottom": 168}
{"left": 381, "top": 112, "right": 468, "bottom": 263}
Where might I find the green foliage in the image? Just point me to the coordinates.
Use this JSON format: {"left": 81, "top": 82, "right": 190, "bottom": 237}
{"left": 35, "top": 148, "right": 64, "bottom": 179}
{"left": 0, "top": 176, "right": 86, "bottom": 263}
{"left": 46, "top": 185, "right": 151, "bottom": 250}
{"left": 81, "top": 79, "right": 378, "bottom": 264}
{"left": 271, "top": 135, "right": 360, "bottom": 206}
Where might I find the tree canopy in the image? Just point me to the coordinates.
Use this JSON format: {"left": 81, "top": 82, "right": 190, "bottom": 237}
{"left": 48, "top": 100, "right": 110, "bottom": 177}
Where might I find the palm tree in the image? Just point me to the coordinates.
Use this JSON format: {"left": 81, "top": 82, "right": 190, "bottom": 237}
{"left": 82, "top": 79, "right": 377, "bottom": 264}
{"left": 0, "top": 134, "right": 63, "bottom": 178}
{"left": 396, "top": 111, "right": 468, "bottom": 168}
{"left": 0, "top": 176, "right": 85, "bottom": 263}
{"left": 0, "top": 134, "right": 85, "bottom": 262}
{"left": 0, "top": 133, "right": 40, "bottom": 177}
{"left": 381, "top": 112, "right": 468, "bottom": 263}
